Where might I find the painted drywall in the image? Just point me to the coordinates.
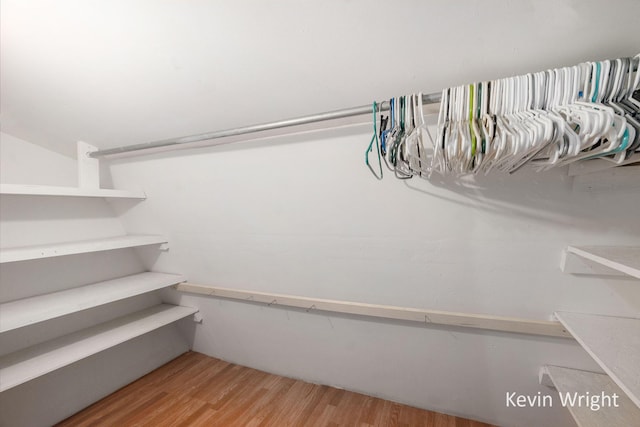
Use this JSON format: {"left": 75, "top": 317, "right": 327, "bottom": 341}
{"left": 2, "top": 0, "right": 640, "bottom": 157}
{"left": 108, "top": 127, "right": 640, "bottom": 427}
{"left": 0, "top": 136, "right": 190, "bottom": 426}
{"left": 2, "top": 1, "right": 640, "bottom": 425}
{"left": 0, "top": 132, "right": 77, "bottom": 185}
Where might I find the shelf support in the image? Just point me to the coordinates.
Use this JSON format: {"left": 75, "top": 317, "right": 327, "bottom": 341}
{"left": 561, "top": 246, "right": 640, "bottom": 279}
{"left": 538, "top": 366, "right": 554, "bottom": 388}
{"left": 77, "top": 141, "right": 100, "bottom": 189}
{"left": 560, "top": 250, "right": 626, "bottom": 277}
{"left": 175, "top": 282, "right": 571, "bottom": 338}
{"left": 193, "top": 312, "right": 204, "bottom": 323}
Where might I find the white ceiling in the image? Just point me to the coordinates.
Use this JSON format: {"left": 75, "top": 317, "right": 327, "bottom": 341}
{"left": 2, "top": 0, "right": 639, "bottom": 158}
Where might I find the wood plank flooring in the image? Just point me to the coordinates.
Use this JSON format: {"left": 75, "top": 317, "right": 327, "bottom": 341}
{"left": 57, "top": 351, "right": 495, "bottom": 427}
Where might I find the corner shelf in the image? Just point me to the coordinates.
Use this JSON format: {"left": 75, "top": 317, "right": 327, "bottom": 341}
{"left": 542, "top": 365, "right": 640, "bottom": 427}
{"left": 0, "top": 272, "right": 186, "bottom": 333}
{"left": 0, "top": 304, "right": 198, "bottom": 392}
{"left": 0, "top": 235, "right": 168, "bottom": 263}
{"left": 562, "top": 246, "right": 640, "bottom": 279}
{"left": 555, "top": 311, "right": 640, "bottom": 408}
{"left": 0, "top": 184, "right": 146, "bottom": 199}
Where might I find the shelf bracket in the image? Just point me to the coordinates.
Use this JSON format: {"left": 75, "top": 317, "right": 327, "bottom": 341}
{"left": 560, "top": 250, "right": 626, "bottom": 277}
{"left": 77, "top": 141, "right": 100, "bottom": 189}
{"left": 538, "top": 366, "right": 554, "bottom": 388}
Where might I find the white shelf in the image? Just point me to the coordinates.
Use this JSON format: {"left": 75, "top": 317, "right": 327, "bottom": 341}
{"left": 0, "top": 183, "right": 146, "bottom": 199}
{"left": 544, "top": 366, "right": 640, "bottom": 427}
{"left": 0, "top": 272, "right": 186, "bottom": 333}
{"left": 555, "top": 311, "right": 640, "bottom": 407}
{"left": 565, "top": 246, "right": 640, "bottom": 279}
{"left": 0, "top": 304, "right": 197, "bottom": 392}
{"left": 0, "top": 235, "right": 168, "bottom": 263}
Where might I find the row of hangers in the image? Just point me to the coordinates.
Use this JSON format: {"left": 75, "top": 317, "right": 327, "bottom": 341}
{"left": 366, "top": 54, "right": 640, "bottom": 180}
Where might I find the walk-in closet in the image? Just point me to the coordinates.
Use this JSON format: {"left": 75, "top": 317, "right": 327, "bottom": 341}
{"left": 1, "top": 1, "right": 639, "bottom": 426}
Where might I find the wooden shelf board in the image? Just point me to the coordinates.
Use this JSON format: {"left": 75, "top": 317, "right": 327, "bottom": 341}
{"left": 545, "top": 366, "right": 640, "bottom": 427}
{"left": 0, "top": 183, "right": 145, "bottom": 199}
{"left": 0, "top": 304, "right": 197, "bottom": 392}
{"left": 0, "top": 235, "right": 168, "bottom": 263}
{"left": 176, "top": 282, "right": 571, "bottom": 338}
{"left": 0, "top": 272, "right": 186, "bottom": 333}
{"left": 555, "top": 311, "right": 640, "bottom": 407}
{"left": 566, "top": 246, "right": 640, "bottom": 279}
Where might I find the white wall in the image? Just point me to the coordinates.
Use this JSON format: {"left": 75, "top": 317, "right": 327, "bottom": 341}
{"left": 109, "top": 127, "right": 640, "bottom": 427}
{"left": 0, "top": 132, "right": 77, "bottom": 185}
{"left": 0, "top": 135, "right": 190, "bottom": 426}
{"left": 2, "top": 0, "right": 640, "bottom": 157}
{"left": 2, "top": 1, "right": 640, "bottom": 425}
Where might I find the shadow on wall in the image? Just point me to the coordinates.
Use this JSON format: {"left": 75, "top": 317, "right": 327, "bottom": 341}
{"left": 399, "top": 165, "right": 640, "bottom": 235}
{"left": 403, "top": 172, "right": 578, "bottom": 227}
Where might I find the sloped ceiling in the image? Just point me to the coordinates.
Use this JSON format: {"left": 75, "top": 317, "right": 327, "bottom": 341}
{"left": 1, "top": 0, "right": 639, "bottom": 158}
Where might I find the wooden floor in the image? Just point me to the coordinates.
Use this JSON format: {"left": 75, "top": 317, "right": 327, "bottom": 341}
{"left": 57, "top": 351, "right": 495, "bottom": 427}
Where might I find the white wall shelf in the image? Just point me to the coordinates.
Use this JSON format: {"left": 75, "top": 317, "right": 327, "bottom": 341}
{"left": 0, "top": 235, "right": 168, "bottom": 263}
{"left": 0, "top": 304, "right": 197, "bottom": 392}
{"left": 562, "top": 246, "right": 640, "bottom": 279}
{"left": 0, "top": 272, "right": 186, "bottom": 333}
{"left": 0, "top": 183, "right": 146, "bottom": 199}
{"left": 541, "top": 365, "right": 640, "bottom": 427}
{"left": 555, "top": 311, "right": 640, "bottom": 408}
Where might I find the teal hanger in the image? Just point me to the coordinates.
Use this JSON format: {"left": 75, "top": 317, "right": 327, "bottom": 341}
{"left": 591, "top": 62, "right": 601, "bottom": 102}
{"left": 583, "top": 127, "right": 630, "bottom": 160}
{"left": 365, "top": 101, "right": 383, "bottom": 179}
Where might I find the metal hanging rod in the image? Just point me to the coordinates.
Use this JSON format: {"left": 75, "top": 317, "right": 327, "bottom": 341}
{"left": 90, "top": 92, "right": 442, "bottom": 158}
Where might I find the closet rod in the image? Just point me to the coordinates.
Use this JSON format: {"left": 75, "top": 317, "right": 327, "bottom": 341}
{"left": 90, "top": 92, "right": 442, "bottom": 158}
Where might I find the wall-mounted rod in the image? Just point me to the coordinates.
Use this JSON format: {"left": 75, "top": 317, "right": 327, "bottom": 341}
{"left": 175, "top": 282, "right": 572, "bottom": 338}
{"left": 90, "top": 92, "right": 442, "bottom": 158}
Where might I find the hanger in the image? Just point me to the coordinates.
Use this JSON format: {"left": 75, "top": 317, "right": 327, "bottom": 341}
{"left": 390, "top": 96, "right": 413, "bottom": 179}
{"left": 379, "top": 107, "right": 389, "bottom": 157}
{"left": 367, "top": 54, "right": 640, "bottom": 182}
{"left": 365, "top": 102, "right": 383, "bottom": 180}
{"left": 404, "top": 93, "right": 431, "bottom": 177}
